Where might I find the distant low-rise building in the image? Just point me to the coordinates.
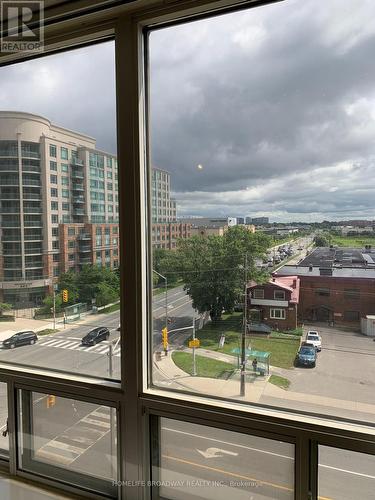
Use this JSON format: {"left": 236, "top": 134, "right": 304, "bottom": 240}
{"left": 277, "top": 246, "right": 375, "bottom": 328}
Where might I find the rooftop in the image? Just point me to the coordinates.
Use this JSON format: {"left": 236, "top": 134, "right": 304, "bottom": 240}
{"left": 299, "top": 246, "right": 375, "bottom": 269}
{"left": 276, "top": 265, "right": 375, "bottom": 279}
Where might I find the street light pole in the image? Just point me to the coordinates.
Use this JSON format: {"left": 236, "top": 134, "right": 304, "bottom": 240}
{"left": 240, "top": 253, "right": 248, "bottom": 397}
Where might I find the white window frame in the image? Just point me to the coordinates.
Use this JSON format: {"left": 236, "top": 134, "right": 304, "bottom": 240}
{"left": 270, "top": 308, "right": 286, "bottom": 319}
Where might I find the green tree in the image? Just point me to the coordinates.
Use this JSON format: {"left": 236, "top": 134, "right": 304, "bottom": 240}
{"left": 177, "top": 226, "right": 270, "bottom": 321}
{"left": 95, "top": 282, "right": 119, "bottom": 307}
{"left": 314, "top": 234, "right": 329, "bottom": 247}
{"left": 0, "top": 302, "right": 12, "bottom": 316}
{"left": 58, "top": 270, "right": 79, "bottom": 304}
{"left": 41, "top": 294, "right": 63, "bottom": 314}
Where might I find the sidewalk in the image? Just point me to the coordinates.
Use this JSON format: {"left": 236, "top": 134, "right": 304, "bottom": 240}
{"left": 0, "top": 309, "right": 104, "bottom": 337}
{"left": 154, "top": 349, "right": 269, "bottom": 403}
{"left": 155, "top": 348, "right": 375, "bottom": 418}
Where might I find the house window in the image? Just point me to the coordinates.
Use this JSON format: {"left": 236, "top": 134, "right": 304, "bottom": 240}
{"left": 50, "top": 188, "right": 58, "bottom": 197}
{"left": 50, "top": 174, "right": 57, "bottom": 184}
{"left": 51, "top": 201, "right": 58, "bottom": 210}
{"left": 316, "top": 288, "right": 330, "bottom": 297}
{"left": 253, "top": 289, "right": 264, "bottom": 299}
{"left": 68, "top": 227, "right": 75, "bottom": 236}
{"left": 270, "top": 308, "right": 286, "bottom": 319}
{"left": 344, "top": 289, "right": 360, "bottom": 299}
{"left": 274, "top": 290, "right": 285, "bottom": 300}
{"left": 50, "top": 161, "right": 57, "bottom": 171}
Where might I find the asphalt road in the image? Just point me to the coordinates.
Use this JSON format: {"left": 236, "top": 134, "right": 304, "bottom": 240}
{"left": 9, "top": 400, "right": 374, "bottom": 500}
{"left": 0, "top": 285, "right": 196, "bottom": 381}
{"left": 157, "top": 419, "right": 375, "bottom": 500}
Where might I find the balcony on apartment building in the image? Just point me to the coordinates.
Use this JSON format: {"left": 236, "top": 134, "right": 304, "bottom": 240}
{"left": 71, "top": 157, "right": 84, "bottom": 167}
{"left": 77, "top": 232, "right": 91, "bottom": 241}
{"left": 72, "top": 183, "right": 84, "bottom": 191}
{"left": 73, "top": 195, "right": 85, "bottom": 203}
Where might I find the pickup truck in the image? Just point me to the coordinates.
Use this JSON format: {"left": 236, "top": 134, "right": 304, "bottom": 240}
{"left": 306, "top": 331, "right": 322, "bottom": 352}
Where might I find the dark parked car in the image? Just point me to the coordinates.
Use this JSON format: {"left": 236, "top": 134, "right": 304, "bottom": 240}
{"left": 296, "top": 345, "right": 317, "bottom": 368}
{"left": 81, "top": 327, "right": 110, "bottom": 346}
{"left": 1, "top": 331, "right": 38, "bottom": 349}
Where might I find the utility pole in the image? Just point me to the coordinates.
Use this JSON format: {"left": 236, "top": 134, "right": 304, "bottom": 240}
{"left": 192, "top": 318, "right": 197, "bottom": 376}
{"left": 53, "top": 287, "right": 56, "bottom": 331}
{"left": 240, "top": 253, "right": 248, "bottom": 397}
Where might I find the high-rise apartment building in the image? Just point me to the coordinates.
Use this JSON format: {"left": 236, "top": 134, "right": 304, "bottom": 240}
{"left": 0, "top": 111, "right": 119, "bottom": 306}
{"left": 0, "top": 112, "right": 189, "bottom": 305}
{"left": 151, "top": 167, "right": 177, "bottom": 223}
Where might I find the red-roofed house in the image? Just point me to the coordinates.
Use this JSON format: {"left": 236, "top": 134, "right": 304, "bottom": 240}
{"left": 247, "top": 276, "right": 300, "bottom": 330}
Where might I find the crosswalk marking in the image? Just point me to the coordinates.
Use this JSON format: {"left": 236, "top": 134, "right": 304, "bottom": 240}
{"left": 35, "top": 405, "right": 115, "bottom": 467}
{"left": 37, "top": 336, "right": 121, "bottom": 357}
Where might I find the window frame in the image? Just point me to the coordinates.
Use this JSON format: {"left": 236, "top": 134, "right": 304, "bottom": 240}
{"left": 270, "top": 307, "right": 286, "bottom": 319}
{"left": 0, "top": 2, "right": 375, "bottom": 500}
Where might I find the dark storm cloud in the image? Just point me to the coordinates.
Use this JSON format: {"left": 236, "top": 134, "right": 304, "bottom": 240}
{"left": 1, "top": 0, "right": 375, "bottom": 221}
{"left": 0, "top": 42, "right": 116, "bottom": 154}
{"left": 149, "top": 0, "right": 375, "bottom": 219}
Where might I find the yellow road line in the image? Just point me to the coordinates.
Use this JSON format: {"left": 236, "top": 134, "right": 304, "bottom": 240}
{"left": 162, "top": 454, "right": 333, "bottom": 500}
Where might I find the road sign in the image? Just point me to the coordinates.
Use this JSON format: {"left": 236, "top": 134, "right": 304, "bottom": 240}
{"left": 189, "top": 338, "right": 200, "bottom": 348}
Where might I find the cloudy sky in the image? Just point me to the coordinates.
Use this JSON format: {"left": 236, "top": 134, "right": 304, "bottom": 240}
{"left": 1, "top": 0, "right": 375, "bottom": 222}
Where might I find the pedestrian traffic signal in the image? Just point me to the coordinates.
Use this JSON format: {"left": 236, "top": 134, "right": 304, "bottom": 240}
{"left": 162, "top": 327, "right": 168, "bottom": 349}
{"left": 46, "top": 395, "right": 56, "bottom": 408}
{"left": 62, "top": 289, "right": 68, "bottom": 302}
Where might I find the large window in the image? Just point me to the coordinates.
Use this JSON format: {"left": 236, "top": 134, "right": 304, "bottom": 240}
{"left": 148, "top": 0, "right": 375, "bottom": 426}
{"left": 0, "top": 41, "right": 120, "bottom": 382}
{"left": 0, "top": 2, "right": 375, "bottom": 500}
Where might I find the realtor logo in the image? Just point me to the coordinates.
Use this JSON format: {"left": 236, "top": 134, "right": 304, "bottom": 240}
{"left": 1, "top": 1, "right": 44, "bottom": 53}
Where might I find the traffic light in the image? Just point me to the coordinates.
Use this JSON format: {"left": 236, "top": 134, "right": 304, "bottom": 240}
{"left": 162, "top": 327, "right": 168, "bottom": 350}
{"left": 62, "top": 289, "right": 68, "bottom": 302}
{"left": 46, "top": 395, "right": 56, "bottom": 408}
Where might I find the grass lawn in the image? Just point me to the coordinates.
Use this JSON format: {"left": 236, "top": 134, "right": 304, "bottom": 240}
{"left": 98, "top": 302, "right": 120, "bottom": 314}
{"left": 37, "top": 328, "right": 59, "bottom": 336}
{"left": 190, "top": 312, "right": 300, "bottom": 369}
{"left": 172, "top": 351, "right": 235, "bottom": 379}
{"left": 269, "top": 375, "right": 290, "bottom": 390}
{"left": 330, "top": 235, "right": 375, "bottom": 247}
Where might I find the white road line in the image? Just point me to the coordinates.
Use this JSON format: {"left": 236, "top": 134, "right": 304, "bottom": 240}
{"left": 40, "top": 439, "right": 86, "bottom": 455}
{"left": 320, "top": 464, "right": 375, "bottom": 479}
{"left": 39, "top": 339, "right": 61, "bottom": 346}
{"left": 163, "top": 427, "right": 375, "bottom": 480}
{"left": 81, "top": 417, "right": 110, "bottom": 429}
{"left": 95, "top": 345, "right": 110, "bottom": 354}
{"left": 161, "top": 427, "right": 292, "bottom": 460}
{"left": 84, "top": 345, "right": 100, "bottom": 352}
{"left": 65, "top": 342, "right": 82, "bottom": 349}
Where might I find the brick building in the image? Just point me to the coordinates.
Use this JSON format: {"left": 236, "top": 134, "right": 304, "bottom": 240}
{"left": 276, "top": 265, "right": 375, "bottom": 328}
{"left": 247, "top": 276, "right": 300, "bottom": 331}
{"left": 151, "top": 222, "right": 191, "bottom": 249}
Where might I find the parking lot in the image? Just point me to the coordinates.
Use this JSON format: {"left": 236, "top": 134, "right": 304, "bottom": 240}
{"left": 261, "top": 324, "right": 375, "bottom": 422}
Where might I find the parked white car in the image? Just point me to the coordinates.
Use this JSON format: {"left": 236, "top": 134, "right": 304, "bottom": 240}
{"left": 306, "top": 331, "right": 322, "bottom": 351}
